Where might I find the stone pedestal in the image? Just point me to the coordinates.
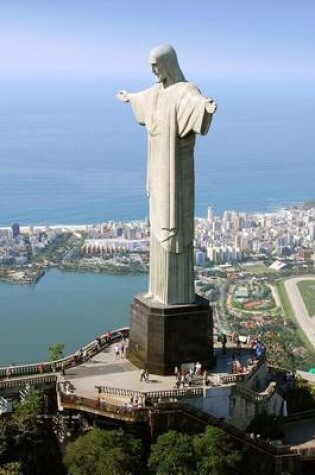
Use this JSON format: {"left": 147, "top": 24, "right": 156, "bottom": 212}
{"left": 127, "top": 293, "right": 213, "bottom": 375}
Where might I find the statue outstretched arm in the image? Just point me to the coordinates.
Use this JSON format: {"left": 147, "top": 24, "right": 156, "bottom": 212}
{"left": 117, "top": 89, "right": 148, "bottom": 126}
{"left": 116, "top": 90, "right": 130, "bottom": 103}
{"left": 205, "top": 99, "right": 218, "bottom": 114}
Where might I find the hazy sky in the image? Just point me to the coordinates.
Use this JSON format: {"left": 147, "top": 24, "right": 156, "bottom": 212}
{"left": 0, "top": 0, "right": 314, "bottom": 82}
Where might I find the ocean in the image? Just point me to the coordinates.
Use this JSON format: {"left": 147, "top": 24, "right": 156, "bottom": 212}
{"left": 1, "top": 76, "right": 314, "bottom": 226}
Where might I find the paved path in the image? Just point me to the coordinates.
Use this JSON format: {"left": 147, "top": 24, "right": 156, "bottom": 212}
{"left": 284, "top": 277, "right": 315, "bottom": 349}
{"left": 268, "top": 284, "right": 282, "bottom": 310}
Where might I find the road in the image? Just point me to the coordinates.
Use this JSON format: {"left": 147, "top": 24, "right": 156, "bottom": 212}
{"left": 283, "top": 276, "right": 315, "bottom": 349}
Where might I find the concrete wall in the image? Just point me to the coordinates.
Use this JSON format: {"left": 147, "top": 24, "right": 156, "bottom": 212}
{"left": 228, "top": 390, "right": 284, "bottom": 431}
{"left": 246, "top": 362, "right": 268, "bottom": 392}
{"left": 185, "top": 386, "right": 232, "bottom": 419}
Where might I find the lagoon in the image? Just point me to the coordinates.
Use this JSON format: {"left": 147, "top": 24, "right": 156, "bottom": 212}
{"left": 0, "top": 269, "right": 147, "bottom": 366}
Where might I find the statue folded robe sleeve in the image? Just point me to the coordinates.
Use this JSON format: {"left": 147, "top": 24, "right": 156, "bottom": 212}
{"left": 129, "top": 82, "right": 214, "bottom": 305}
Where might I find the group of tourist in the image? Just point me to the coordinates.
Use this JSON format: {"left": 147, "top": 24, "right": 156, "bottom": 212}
{"left": 128, "top": 393, "right": 145, "bottom": 408}
{"left": 114, "top": 338, "right": 129, "bottom": 359}
{"left": 174, "top": 363, "right": 209, "bottom": 388}
{"left": 231, "top": 359, "right": 246, "bottom": 375}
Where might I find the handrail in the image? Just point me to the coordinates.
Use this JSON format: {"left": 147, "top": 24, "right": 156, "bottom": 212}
{"left": 96, "top": 385, "right": 204, "bottom": 403}
{"left": 0, "top": 327, "right": 129, "bottom": 378}
{"left": 220, "top": 356, "right": 265, "bottom": 385}
{"left": 145, "top": 387, "right": 204, "bottom": 401}
{"left": 284, "top": 409, "right": 315, "bottom": 421}
{"left": 59, "top": 393, "right": 148, "bottom": 422}
{"left": 0, "top": 374, "right": 57, "bottom": 389}
{"left": 233, "top": 382, "right": 276, "bottom": 404}
{"left": 220, "top": 373, "right": 246, "bottom": 384}
{"left": 96, "top": 386, "right": 140, "bottom": 398}
{"left": 292, "top": 446, "right": 315, "bottom": 459}
{"left": 267, "top": 364, "right": 292, "bottom": 375}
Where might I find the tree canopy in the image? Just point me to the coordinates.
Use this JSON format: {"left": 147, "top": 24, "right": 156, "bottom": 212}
{"left": 193, "top": 426, "right": 241, "bottom": 475}
{"left": 48, "top": 342, "right": 65, "bottom": 361}
{"left": 63, "top": 425, "right": 241, "bottom": 475}
{"left": 63, "top": 427, "right": 143, "bottom": 475}
{"left": 149, "top": 427, "right": 241, "bottom": 475}
{"left": 148, "top": 430, "right": 195, "bottom": 475}
{"left": 0, "top": 462, "right": 22, "bottom": 475}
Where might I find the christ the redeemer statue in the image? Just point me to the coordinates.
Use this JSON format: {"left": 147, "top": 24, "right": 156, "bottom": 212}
{"left": 117, "top": 44, "right": 217, "bottom": 305}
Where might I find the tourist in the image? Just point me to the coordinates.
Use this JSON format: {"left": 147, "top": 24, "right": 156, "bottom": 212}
{"left": 114, "top": 344, "right": 120, "bottom": 359}
{"left": 83, "top": 349, "right": 88, "bottom": 362}
{"left": 96, "top": 337, "right": 102, "bottom": 351}
{"left": 195, "top": 362, "right": 202, "bottom": 375}
{"left": 38, "top": 363, "right": 45, "bottom": 374}
{"left": 221, "top": 334, "right": 227, "bottom": 355}
{"left": 140, "top": 369, "right": 146, "bottom": 382}
{"left": 6, "top": 367, "right": 12, "bottom": 378}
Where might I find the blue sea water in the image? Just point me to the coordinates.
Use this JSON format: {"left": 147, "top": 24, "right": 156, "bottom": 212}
{"left": 0, "top": 77, "right": 314, "bottom": 226}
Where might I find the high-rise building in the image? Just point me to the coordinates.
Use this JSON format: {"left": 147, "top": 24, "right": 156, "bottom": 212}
{"left": 11, "top": 223, "right": 20, "bottom": 238}
{"left": 309, "top": 223, "right": 315, "bottom": 241}
{"left": 207, "top": 206, "right": 215, "bottom": 223}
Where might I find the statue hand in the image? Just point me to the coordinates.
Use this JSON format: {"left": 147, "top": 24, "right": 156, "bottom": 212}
{"left": 116, "top": 90, "right": 130, "bottom": 103}
{"left": 206, "top": 100, "right": 217, "bottom": 114}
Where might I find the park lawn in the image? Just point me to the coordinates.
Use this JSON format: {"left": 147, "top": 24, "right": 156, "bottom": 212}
{"left": 242, "top": 264, "right": 277, "bottom": 275}
{"left": 297, "top": 280, "right": 315, "bottom": 317}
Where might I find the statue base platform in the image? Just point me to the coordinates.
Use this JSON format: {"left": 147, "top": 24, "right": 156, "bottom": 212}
{"left": 127, "top": 293, "right": 213, "bottom": 376}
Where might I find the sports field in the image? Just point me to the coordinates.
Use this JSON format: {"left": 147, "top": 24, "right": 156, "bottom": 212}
{"left": 241, "top": 264, "right": 277, "bottom": 275}
{"left": 297, "top": 280, "right": 315, "bottom": 317}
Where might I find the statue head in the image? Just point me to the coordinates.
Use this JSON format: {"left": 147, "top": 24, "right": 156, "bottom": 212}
{"left": 149, "top": 44, "right": 185, "bottom": 85}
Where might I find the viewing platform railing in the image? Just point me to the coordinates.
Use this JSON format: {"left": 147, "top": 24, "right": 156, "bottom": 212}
{"left": 0, "top": 374, "right": 57, "bottom": 390}
{"left": 220, "top": 355, "right": 265, "bottom": 385}
{"left": 95, "top": 385, "right": 204, "bottom": 404}
{"left": 95, "top": 386, "right": 140, "bottom": 398}
{"left": 0, "top": 327, "right": 129, "bottom": 380}
{"left": 144, "top": 387, "right": 204, "bottom": 403}
{"left": 59, "top": 393, "right": 148, "bottom": 422}
{"left": 232, "top": 381, "right": 276, "bottom": 404}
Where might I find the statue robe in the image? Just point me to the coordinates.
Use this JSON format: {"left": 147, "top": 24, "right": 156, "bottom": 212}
{"left": 129, "top": 81, "right": 213, "bottom": 305}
